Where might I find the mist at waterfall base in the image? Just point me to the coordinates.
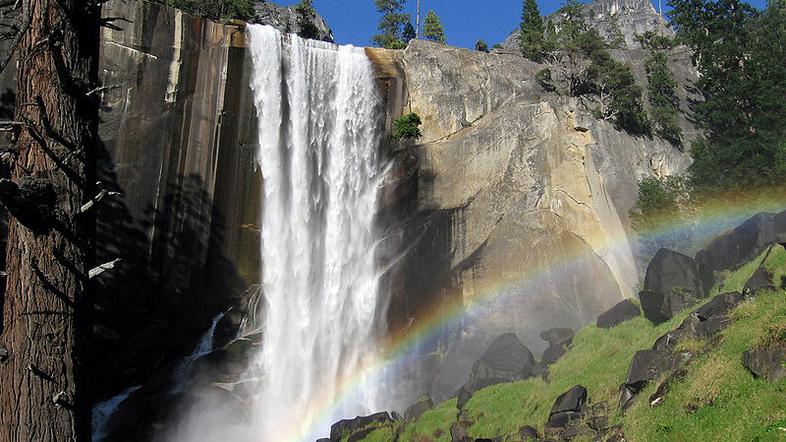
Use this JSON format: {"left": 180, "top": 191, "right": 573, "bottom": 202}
{"left": 166, "top": 25, "right": 408, "bottom": 442}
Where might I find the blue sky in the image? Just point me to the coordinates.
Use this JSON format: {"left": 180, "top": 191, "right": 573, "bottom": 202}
{"left": 274, "top": 0, "right": 769, "bottom": 49}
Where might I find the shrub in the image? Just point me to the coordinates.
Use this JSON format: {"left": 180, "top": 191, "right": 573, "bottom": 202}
{"left": 536, "top": 68, "right": 556, "bottom": 92}
{"left": 392, "top": 113, "right": 422, "bottom": 140}
{"left": 475, "top": 40, "right": 490, "bottom": 53}
{"left": 630, "top": 175, "right": 689, "bottom": 229}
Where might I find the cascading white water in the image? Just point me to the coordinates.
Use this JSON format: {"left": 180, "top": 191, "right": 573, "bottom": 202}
{"left": 246, "top": 25, "right": 390, "bottom": 441}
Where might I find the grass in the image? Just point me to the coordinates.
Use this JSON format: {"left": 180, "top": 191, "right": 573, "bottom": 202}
{"left": 623, "top": 289, "right": 786, "bottom": 441}
{"left": 397, "top": 399, "right": 457, "bottom": 442}
{"left": 361, "top": 246, "right": 786, "bottom": 441}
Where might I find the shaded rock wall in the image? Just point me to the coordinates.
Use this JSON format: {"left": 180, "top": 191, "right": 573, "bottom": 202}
{"left": 94, "top": 0, "right": 259, "bottom": 401}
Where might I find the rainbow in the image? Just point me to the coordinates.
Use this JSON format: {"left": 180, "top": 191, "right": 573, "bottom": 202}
{"left": 279, "top": 187, "right": 786, "bottom": 441}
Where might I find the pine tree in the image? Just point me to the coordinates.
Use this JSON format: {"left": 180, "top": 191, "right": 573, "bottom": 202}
{"left": 640, "top": 33, "right": 682, "bottom": 146}
{"left": 403, "top": 20, "right": 417, "bottom": 42}
{"left": 423, "top": 10, "right": 446, "bottom": 43}
{"left": 606, "top": 15, "right": 626, "bottom": 48}
{"left": 373, "top": 0, "right": 410, "bottom": 49}
{"left": 520, "top": 0, "right": 545, "bottom": 61}
{"left": 670, "top": 0, "right": 786, "bottom": 194}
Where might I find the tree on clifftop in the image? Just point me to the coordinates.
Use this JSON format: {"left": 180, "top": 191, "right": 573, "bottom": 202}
{"left": 373, "top": 0, "right": 410, "bottom": 49}
{"left": 295, "top": 0, "right": 320, "bottom": 40}
{"left": 0, "top": 0, "right": 101, "bottom": 440}
{"left": 520, "top": 0, "right": 545, "bottom": 61}
{"left": 670, "top": 0, "right": 786, "bottom": 194}
{"left": 423, "top": 10, "right": 446, "bottom": 44}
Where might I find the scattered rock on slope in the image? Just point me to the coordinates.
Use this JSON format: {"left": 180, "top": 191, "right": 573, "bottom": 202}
{"left": 541, "top": 327, "right": 575, "bottom": 347}
{"left": 597, "top": 298, "right": 641, "bottom": 328}
{"left": 457, "top": 333, "right": 536, "bottom": 408}
{"left": 696, "top": 210, "right": 786, "bottom": 280}
{"left": 743, "top": 341, "right": 786, "bottom": 382}
{"left": 404, "top": 394, "right": 433, "bottom": 421}
{"left": 328, "top": 412, "right": 395, "bottom": 442}
{"left": 743, "top": 265, "right": 776, "bottom": 295}
{"left": 620, "top": 290, "right": 747, "bottom": 409}
{"left": 639, "top": 248, "right": 706, "bottom": 324}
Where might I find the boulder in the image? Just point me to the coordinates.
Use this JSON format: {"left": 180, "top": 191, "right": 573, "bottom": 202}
{"left": 457, "top": 333, "right": 537, "bottom": 409}
{"left": 696, "top": 211, "right": 786, "bottom": 276}
{"left": 619, "top": 350, "right": 683, "bottom": 410}
{"left": 404, "top": 394, "right": 433, "bottom": 421}
{"left": 540, "top": 328, "right": 575, "bottom": 347}
{"left": 648, "top": 368, "right": 687, "bottom": 407}
{"left": 693, "top": 291, "right": 745, "bottom": 319}
{"left": 472, "top": 333, "right": 537, "bottom": 380}
{"left": 596, "top": 299, "right": 641, "bottom": 328}
{"left": 742, "top": 341, "right": 786, "bottom": 382}
{"left": 518, "top": 425, "right": 539, "bottom": 440}
{"left": 457, "top": 377, "right": 507, "bottom": 409}
{"left": 450, "top": 418, "right": 471, "bottom": 442}
{"left": 541, "top": 344, "right": 567, "bottom": 366}
{"left": 639, "top": 289, "right": 699, "bottom": 325}
{"left": 546, "top": 385, "right": 587, "bottom": 428}
{"left": 329, "top": 412, "right": 393, "bottom": 442}
{"left": 743, "top": 265, "right": 775, "bottom": 295}
{"left": 644, "top": 248, "right": 706, "bottom": 298}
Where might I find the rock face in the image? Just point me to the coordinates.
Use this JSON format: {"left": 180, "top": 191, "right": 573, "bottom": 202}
{"left": 501, "top": 0, "right": 672, "bottom": 51}
{"left": 94, "top": 0, "right": 259, "bottom": 406}
{"left": 253, "top": 2, "right": 333, "bottom": 41}
{"left": 597, "top": 299, "right": 640, "bottom": 328}
{"left": 396, "top": 39, "right": 691, "bottom": 397}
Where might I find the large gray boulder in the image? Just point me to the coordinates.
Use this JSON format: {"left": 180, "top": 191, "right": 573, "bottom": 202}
{"left": 696, "top": 211, "right": 786, "bottom": 279}
{"left": 644, "top": 248, "right": 706, "bottom": 297}
{"left": 639, "top": 248, "right": 706, "bottom": 324}
{"left": 597, "top": 298, "right": 640, "bottom": 328}
{"left": 456, "top": 333, "right": 537, "bottom": 408}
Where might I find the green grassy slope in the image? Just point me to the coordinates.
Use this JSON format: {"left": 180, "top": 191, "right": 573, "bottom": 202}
{"left": 375, "top": 246, "right": 786, "bottom": 441}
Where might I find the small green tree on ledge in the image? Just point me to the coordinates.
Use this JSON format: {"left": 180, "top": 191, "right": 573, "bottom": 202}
{"left": 392, "top": 113, "right": 423, "bottom": 140}
{"left": 423, "top": 10, "right": 446, "bottom": 44}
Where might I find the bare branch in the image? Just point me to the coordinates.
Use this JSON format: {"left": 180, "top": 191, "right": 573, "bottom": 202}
{"left": 88, "top": 258, "right": 121, "bottom": 279}
{"left": 78, "top": 187, "right": 121, "bottom": 214}
{"left": 85, "top": 84, "right": 118, "bottom": 97}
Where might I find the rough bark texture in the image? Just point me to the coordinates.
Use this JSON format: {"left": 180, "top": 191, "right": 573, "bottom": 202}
{"left": 0, "top": 0, "right": 99, "bottom": 440}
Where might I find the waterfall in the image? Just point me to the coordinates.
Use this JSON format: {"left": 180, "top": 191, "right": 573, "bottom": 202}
{"left": 246, "top": 25, "right": 390, "bottom": 441}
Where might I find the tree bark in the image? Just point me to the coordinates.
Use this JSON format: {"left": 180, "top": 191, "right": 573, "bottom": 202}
{"left": 0, "top": 0, "right": 99, "bottom": 440}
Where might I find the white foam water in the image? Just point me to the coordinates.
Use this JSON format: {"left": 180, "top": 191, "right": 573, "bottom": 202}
{"left": 246, "top": 25, "right": 391, "bottom": 441}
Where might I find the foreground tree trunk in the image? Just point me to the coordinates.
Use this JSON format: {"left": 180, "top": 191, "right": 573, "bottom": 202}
{"left": 0, "top": 0, "right": 100, "bottom": 439}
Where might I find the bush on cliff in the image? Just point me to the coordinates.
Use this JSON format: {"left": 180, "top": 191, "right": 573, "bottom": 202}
{"left": 392, "top": 113, "right": 423, "bottom": 141}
